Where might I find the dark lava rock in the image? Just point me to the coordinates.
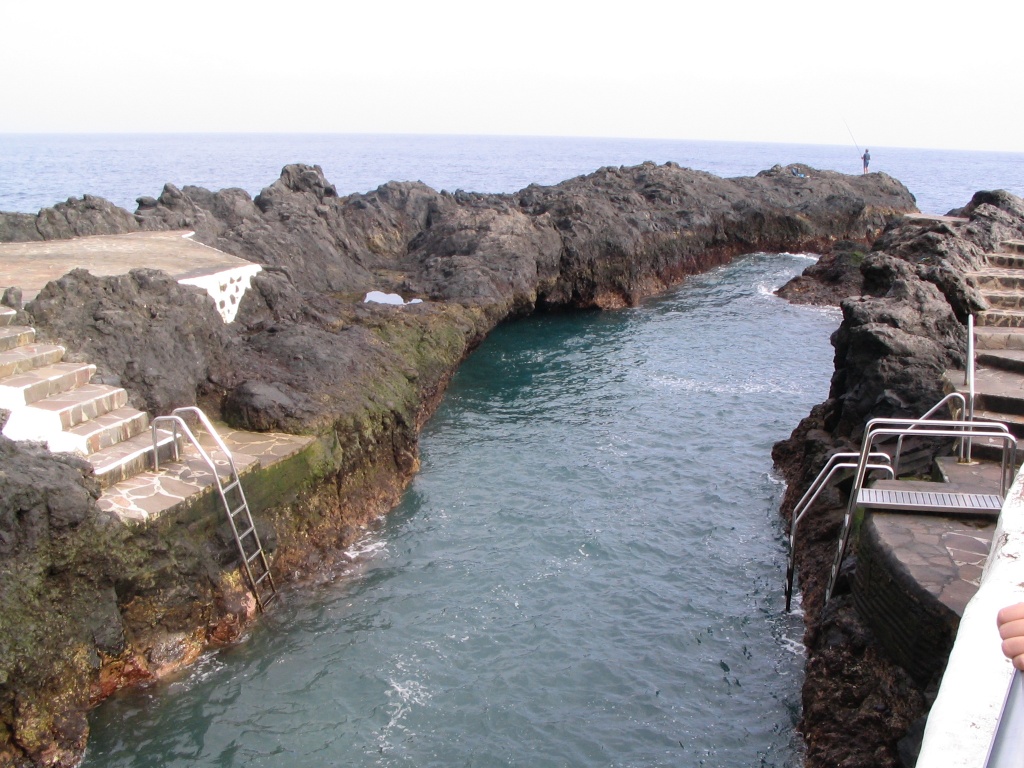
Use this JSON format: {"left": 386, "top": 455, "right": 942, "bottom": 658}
{"left": 774, "top": 190, "right": 1024, "bottom": 767}
{"left": 27, "top": 268, "right": 235, "bottom": 415}
{"left": 0, "top": 195, "right": 140, "bottom": 243}
{"left": 0, "top": 160, "right": 921, "bottom": 768}
{"left": 776, "top": 241, "right": 870, "bottom": 305}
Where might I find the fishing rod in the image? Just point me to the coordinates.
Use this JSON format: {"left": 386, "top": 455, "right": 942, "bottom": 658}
{"left": 842, "top": 118, "right": 861, "bottom": 155}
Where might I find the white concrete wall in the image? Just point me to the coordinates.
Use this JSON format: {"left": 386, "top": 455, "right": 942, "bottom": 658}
{"left": 178, "top": 263, "right": 262, "bottom": 324}
{"left": 916, "top": 467, "right": 1024, "bottom": 766}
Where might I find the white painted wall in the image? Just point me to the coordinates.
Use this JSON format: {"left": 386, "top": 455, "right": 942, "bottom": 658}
{"left": 916, "top": 467, "right": 1024, "bottom": 766}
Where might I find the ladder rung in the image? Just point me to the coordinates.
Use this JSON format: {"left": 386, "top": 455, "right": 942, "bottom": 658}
{"left": 254, "top": 570, "right": 272, "bottom": 586}
{"left": 237, "top": 525, "right": 255, "bottom": 540}
{"left": 246, "top": 549, "right": 264, "bottom": 565}
{"left": 230, "top": 504, "right": 247, "bottom": 518}
{"left": 223, "top": 480, "right": 239, "bottom": 493}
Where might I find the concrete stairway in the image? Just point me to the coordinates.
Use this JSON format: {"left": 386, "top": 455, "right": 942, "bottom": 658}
{"left": 0, "top": 308, "right": 178, "bottom": 488}
{"left": 940, "top": 241, "right": 1024, "bottom": 462}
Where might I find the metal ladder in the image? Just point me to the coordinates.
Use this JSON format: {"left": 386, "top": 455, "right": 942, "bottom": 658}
{"left": 151, "top": 406, "right": 278, "bottom": 611}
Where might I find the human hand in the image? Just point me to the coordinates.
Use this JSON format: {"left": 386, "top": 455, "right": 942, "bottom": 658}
{"left": 997, "top": 603, "right": 1024, "bottom": 670}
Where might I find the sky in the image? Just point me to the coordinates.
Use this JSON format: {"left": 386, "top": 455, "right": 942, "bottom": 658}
{"left": 3, "top": 0, "right": 1023, "bottom": 153}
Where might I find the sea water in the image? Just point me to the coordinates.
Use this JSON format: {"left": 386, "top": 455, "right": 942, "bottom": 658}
{"left": 2, "top": 134, "right": 1018, "bottom": 766}
{"left": 78, "top": 254, "right": 834, "bottom": 767}
{"left": 2, "top": 133, "right": 1023, "bottom": 216}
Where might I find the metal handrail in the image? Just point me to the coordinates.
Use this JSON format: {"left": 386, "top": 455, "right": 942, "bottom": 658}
{"left": 150, "top": 407, "right": 277, "bottom": 611}
{"left": 785, "top": 451, "right": 893, "bottom": 612}
{"left": 152, "top": 406, "right": 242, "bottom": 480}
{"left": 863, "top": 418, "right": 1015, "bottom": 495}
{"left": 966, "top": 314, "right": 976, "bottom": 461}
{"left": 825, "top": 418, "right": 1017, "bottom": 603}
{"left": 892, "top": 391, "right": 968, "bottom": 474}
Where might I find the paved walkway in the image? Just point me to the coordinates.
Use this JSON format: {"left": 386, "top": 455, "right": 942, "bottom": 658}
{"left": 0, "top": 230, "right": 255, "bottom": 301}
{"left": 98, "top": 423, "right": 313, "bottom": 522}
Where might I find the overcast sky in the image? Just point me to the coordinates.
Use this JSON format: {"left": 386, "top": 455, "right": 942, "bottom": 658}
{"left": 3, "top": 0, "right": 1022, "bottom": 152}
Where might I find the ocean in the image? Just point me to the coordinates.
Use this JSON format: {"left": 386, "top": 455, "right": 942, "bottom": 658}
{"left": 2, "top": 133, "right": 1023, "bottom": 216}
{"left": 3, "top": 133, "right": 1020, "bottom": 767}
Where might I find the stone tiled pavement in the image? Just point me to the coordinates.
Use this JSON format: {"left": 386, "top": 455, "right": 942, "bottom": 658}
{"left": 870, "top": 513, "right": 993, "bottom": 616}
{"left": 867, "top": 457, "right": 1005, "bottom": 617}
{"left": 97, "top": 423, "right": 313, "bottom": 522}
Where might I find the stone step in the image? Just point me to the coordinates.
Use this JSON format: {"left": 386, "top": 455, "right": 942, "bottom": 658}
{"left": 950, "top": 433, "right": 1023, "bottom": 465}
{"left": 89, "top": 429, "right": 180, "bottom": 489}
{"left": 934, "top": 455, "right": 1007, "bottom": 494}
{"left": 977, "top": 349, "right": 1024, "bottom": 375}
{"left": 976, "top": 309, "right": 1024, "bottom": 328}
{"left": 987, "top": 253, "right": 1024, "bottom": 270}
{"left": 945, "top": 367, "right": 1024, "bottom": 416}
{"left": 0, "top": 325, "right": 35, "bottom": 353}
{"left": 982, "top": 291, "right": 1024, "bottom": 311}
{"left": 0, "top": 344, "right": 66, "bottom": 379}
{"left": 1003, "top": 240, "right": 1024, "bottom": 255}
{"left": 58, "top": 407, "right": 151, "bottom": 455}
{"left": 0, "top": 362, "right": 96, "bottom": 410}
{"left": 975, "top": 327, "right": 1024, "bottom": 352}
{"left": 1, "top": 384, "right": 129, "bottom": 447}
{"left": 0, "top": 307, "right": 15, "bottom": 327}
{"left": 968, "top": 270, "right": 1024, "bottom": 292}
{"left": 970, "top": 408, "right": 1024, "bottom": 439}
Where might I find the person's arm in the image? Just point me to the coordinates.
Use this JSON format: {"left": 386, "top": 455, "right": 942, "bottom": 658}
{"left": 997, "top": 603, "right": 1024, "bottom": 670}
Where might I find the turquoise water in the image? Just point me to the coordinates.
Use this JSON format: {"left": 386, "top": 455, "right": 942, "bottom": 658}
{"left": 82, "top": 253, "right": 838, "bottom": 767}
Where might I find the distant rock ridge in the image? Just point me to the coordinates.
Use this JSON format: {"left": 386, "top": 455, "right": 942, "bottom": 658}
{"left": 0, "top": 162, "right": 916, "bottom": 768}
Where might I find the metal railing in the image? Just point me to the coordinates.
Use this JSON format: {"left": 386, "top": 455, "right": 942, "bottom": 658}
{"left": 892, "top": 391, "right": 968, "bottom": 475}
{"left": 825, "top": 417, "right": 1016, "bottom": 603}
{"left": 965, "top": 313, "right": 977, "bottom": 461}
{"left": 150, "top": 407, "right": 278, "bottom": 610}
{"left": 785, "top": 451, "right": 893, "bottom": 611}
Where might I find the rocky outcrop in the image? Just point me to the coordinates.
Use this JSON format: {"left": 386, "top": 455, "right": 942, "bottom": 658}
{"left": 0, "top": 162, "right": 918, "bottom": 767}
{"left": 772, "top": 191, "right": 1024, "bottom": 767}
{"left": 0, "top": 195, "right": 139, "bottom": 243}
{"left": 0, "top": 433, "right": 266, "bottom": 768}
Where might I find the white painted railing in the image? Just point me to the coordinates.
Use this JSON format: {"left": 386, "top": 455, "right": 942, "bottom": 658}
{"left": 916, "top": 465, "right": 1024, "bottom": 766}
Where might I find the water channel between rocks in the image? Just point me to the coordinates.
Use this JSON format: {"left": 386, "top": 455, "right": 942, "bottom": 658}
{"left": 83, "top": 253, "right": 840, "bottom": 768}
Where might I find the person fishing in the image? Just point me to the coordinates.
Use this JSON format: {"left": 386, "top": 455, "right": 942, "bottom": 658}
{"left": 862, "top": 148, "right": 871, "bottom": 174}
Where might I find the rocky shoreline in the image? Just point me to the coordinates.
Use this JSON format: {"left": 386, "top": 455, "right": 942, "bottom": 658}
{"left": 0, "top": 162, "right": 914, "bottom": 767}
{"left": 774, "top": 190, "right": 1024, "bottom": 766}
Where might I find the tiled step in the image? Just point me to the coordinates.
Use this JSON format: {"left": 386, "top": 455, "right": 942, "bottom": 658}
{"left": 968, "top": 270, "right": 1024, "bottom": 291}
{"left": 0, "top": 362, "right": 96, "bottom": 410}
{"left": 1, "top": 384, "right": 129, "bottom": 446}
{"left": 962, "top": 433, "right": 1024, "bottom": 465}
{"left": 977, "top": 349, "right": 1024, "bottom": 375}
{"left": 57, "top": 407, "right": 151, "bottom": 455}
{"left": 970, "top": 409, "right": 1024, "bottom": 439}
{"left": 981, "top": 291, "right": 1024, "bottom": 311}
{"left": 987, "top": 253, "right": 1024, "bottom": 269}
{"left": 950, "top": 367, "right": 1024, "bottom": 416}
{"left": 0, "top": 307, "right": 15, "bottom": 326}
{"left": 975, "top": 327, "right": 1024, "bottom": 352}
{"left": 1003, "top": 240, "right": 1024, "bottom": 255}
{"left": 976, "top": 309, "right": 1024, "bottom": 328}
{"left": 90, "top": 429, "right": 179, "bottom": 489}
{"left": 0, "top": 325, "right": 35, "bottom": 352}
{"left": 0, "top": 344, "right": 66, "bottom": 379}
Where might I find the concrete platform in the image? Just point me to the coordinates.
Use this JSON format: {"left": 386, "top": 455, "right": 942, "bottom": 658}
{"left": 855, "top": 509, "right": 994, "bottom": 682}
{"left": 0, "top": 230, "right": 261, "bottom": 322}
{"left": 97, "top": 423, "right": 314, "bottom": 523}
